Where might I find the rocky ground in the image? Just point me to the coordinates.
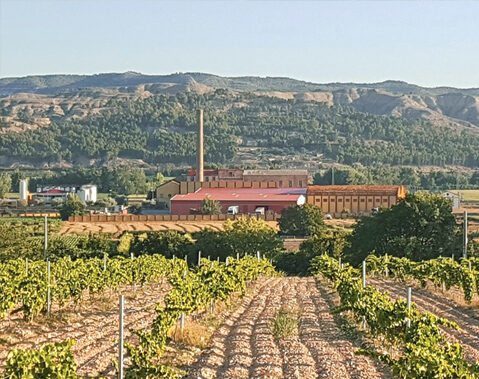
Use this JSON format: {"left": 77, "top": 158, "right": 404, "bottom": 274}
{"left": 0, "top": 281, "right": 169, "bottom": 377}
{"left": 190, "top": 277, "right": 391, "bottom": 379}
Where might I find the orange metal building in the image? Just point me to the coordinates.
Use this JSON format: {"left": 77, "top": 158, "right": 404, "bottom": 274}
{"left": 306, "top": 185, "right": 407, "bottom": 216}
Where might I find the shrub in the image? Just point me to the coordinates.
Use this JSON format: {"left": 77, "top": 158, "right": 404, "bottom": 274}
{"left": 199, "top": 197, "right": 222, "bottom": 215}
{"left": 345, "top": 192, "right": 461, "bottom": 265}
{"left": 299, "top": 229, "right": 350, "bottom": 258}
{"left": 5, "top": 340, "right": 78, "bottom": 378}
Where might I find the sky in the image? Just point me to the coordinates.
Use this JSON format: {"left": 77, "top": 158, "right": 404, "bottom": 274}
{"left": 1, "top": 0, "right": 478, "bottom": 88}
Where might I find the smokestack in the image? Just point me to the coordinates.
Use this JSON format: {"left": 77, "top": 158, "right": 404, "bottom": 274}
{"left": 196, "top": 109, "right": 204, "bottom": 182}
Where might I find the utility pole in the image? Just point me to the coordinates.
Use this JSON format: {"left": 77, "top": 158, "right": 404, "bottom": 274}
{"left": 44, "top": 215, "right": 48, "bottom": 260}
{"left": 463, "top": 211, "right": 468, "bottom": 259}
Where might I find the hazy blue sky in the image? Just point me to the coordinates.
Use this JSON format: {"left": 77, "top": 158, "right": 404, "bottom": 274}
{"left": 1, "top": 0, "right": 478, "bottom": 87}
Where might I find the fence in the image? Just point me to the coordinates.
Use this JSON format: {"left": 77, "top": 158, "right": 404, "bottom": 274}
{"left": 68, "top": 213, "right": 282, "bottom": 223}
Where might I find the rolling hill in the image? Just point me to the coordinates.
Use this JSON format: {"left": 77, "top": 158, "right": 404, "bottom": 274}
{"left": 0, "top": 72, "right": 479, "bottom": 170}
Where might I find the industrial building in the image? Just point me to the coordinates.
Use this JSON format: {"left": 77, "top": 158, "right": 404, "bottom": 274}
{"left": 34, "top": 185, "right": 97, "bottom": 204}
{"left": 156, "top": 109, "right": 407, "bottom": 218}
{"left": 171, "top": 187, "right": 306, "bottom": 215}
{"left": 186, "top": 169, "right": 243, "bottom": 182}
{"left": 243, "top": 169, "right": 308, "bottom": 188}
{"left": 186, "top": 168, "right": 308, "bottom": 187}
{"left": 306, "top": 185, "right": 407, "bottom": 216}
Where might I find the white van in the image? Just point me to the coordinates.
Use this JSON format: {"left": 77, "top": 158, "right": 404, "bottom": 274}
{"left": 227, "top": 206, "right": 239, "bottom": 215}
{"left": 254, "top": 206, "right": 266, "bottom": 215}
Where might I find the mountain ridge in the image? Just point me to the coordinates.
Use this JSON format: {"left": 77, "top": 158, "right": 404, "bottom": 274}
{"left": 2, "top": 72, "right": 479, "bottom": 96}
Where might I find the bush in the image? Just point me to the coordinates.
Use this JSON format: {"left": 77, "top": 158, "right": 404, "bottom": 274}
{"left": 47, "top": 233, "right": 116, "bottom": 260}
{"left": 192, "top": 228, "right": 233, "bottom": 261}
{"left": 278, "top": 204, "right": 325, "bottom": 237}
{"left": 199, "top": 197, "right": 222, "bottom": 215}
{"left": 5, "top": 340, "right": 78, "bottom": 378}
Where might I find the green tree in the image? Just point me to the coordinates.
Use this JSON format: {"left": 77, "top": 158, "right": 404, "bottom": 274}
{"left": 192, "top": 228, "right": 233, "bottom": 261}
{"left": 199, "top": 197, "right": 222, "bottom": 215}
{"left": 0, "top": 173, "right": 12, "bottom": 198}
{"left": 345, "top": 192, "right": 460, "bottom": 266}
{"left": 223, "top": 216, "right": 282, "bottom": 256}
{"left": 278, "top": 203, "right": 325, "bottom": 236}
{"left": 59, "top": 194, "right": 86, "bottom": 220}
{"left": 299, "top": 229, "right": 350, "bottom": 258}
{"left": 129, "top": 230, "right": 194, "bottom": 258}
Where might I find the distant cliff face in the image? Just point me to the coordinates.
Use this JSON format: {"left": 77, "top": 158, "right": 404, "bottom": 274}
{"left": 0, "top": 72, "right": 478, "bottom": 132}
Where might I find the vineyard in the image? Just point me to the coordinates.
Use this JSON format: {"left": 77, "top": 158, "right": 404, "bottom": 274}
{"left": 2, "top": 215, "right": 479, "bottom": 377}
{"left": 0, "top": 254, "right": 279, "bottom": 377}
{"left": 2, "top": 251, "right": 479, "bottom": 377}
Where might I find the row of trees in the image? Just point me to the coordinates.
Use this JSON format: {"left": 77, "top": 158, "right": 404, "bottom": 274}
{"left": 314, "top": 164, "right": 479, "bottom": 190}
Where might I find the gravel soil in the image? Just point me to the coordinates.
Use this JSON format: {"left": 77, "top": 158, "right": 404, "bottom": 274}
{"left": 190, "top": 277, "right": 391, "bottom": 379}
{"left": 369, "top": 278, "right": 479, "bottom": 364}
{"left": 0, "top": 280, "right": 169, "bottom": 378}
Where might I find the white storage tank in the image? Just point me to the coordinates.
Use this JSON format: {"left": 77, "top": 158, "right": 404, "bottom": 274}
{"left": 79, "top": 185, "right": 97, "bottom": 203}
{"left": 19, "top": 179, "right": 28, "bottom": 201}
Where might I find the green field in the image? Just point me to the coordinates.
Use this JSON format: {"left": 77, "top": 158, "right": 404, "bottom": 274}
{"left": 449, "top": 190, "right": 479, "bottom": 202}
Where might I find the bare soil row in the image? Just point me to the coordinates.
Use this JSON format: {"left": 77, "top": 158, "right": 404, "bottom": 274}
{"left": 190, "top": 277, "right": 391, "bottom": 379}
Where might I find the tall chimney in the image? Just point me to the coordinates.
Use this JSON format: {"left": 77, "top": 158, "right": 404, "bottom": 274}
{"left": 196, "top": 109, "right": 204, "bottom": 182}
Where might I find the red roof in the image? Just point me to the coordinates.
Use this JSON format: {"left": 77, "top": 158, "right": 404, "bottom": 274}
{"left": 172, "top": 187, "right": 306, "bottom": 202}
{"left": 38, "top": 189, "right": 68, "bottom": 194}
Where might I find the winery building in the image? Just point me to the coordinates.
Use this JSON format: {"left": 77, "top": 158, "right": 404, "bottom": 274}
{"left": 186, "top": 169, "right": 308, "bottom": 188}
{"left": 307, "top": 185, "right": 407, "bottom": 216}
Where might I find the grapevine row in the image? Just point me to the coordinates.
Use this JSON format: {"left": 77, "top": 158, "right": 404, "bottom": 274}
{"left": 365, "top": 255, "right": 479, "bottom": 302}
{"left": 4, "top": 256, "right": 277, "bottom": 378}
{"left": 125, "top": 256, "right": 277, "bottom": 377}
{"left": 311, "top": 255, "right": 479, "bottom": 378}
{"left": 0, "top": 254, "right": 185, "bottom": 320}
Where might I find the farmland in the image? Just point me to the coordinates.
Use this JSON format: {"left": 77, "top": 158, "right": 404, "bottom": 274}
{"left": 2, "top": 194, "right": 479, "bottom": 378}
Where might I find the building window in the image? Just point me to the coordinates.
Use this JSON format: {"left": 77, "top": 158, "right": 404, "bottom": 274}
{"left": 279, "top": 181, "right": 283, "bottom": 187}
{"left": 338, "top": 198, "right": 342, "bottom": 202}
{"left": 361, "top": 199, "right": 365, "bottom": 203}
{"left": 331, "top": 199, "right": 335, "bottom": 202}
{"left": 368, "top": 198, "right": 373, "bottom": 202}
{"left": 289, "top": 180, "right": 293, "bottom": 187}
{"left": 353, "top": 199, "right": 357, "bottom": 202}
{"left": 323, "top": 198, "right": 327, "bottom": 202}
{"left": 299, "top": 180, "right": 303, "bottom": 187}
{"left": 345, "top": 198, "right": 350, "bottom": 202}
